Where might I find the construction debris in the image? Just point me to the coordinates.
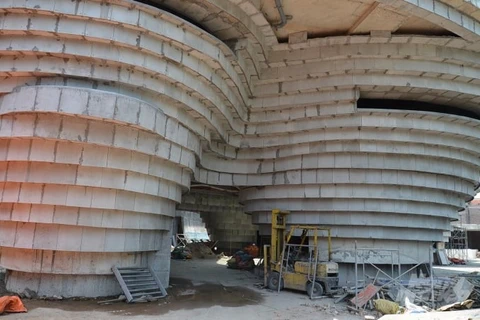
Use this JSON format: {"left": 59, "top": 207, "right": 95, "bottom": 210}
{"left": 379, "top": 309, "right": 480, "bottom": 319}
{"left": 227, "top": 251, "right": 255, "bottom": 270}
{"left": 438, "top": 277, "right": 474, "bottom": 306}
{"left": 459, "top": 274, "right": 480, "bottom": 308}
{"left": 97, "top": 295, "right": 127, "bottom": 305}
{"left": 351, "top": 284, "right": 381, "bottom": 308}
{"left": 19, "top": 288, "right": 38, "bottom": 300}
{"left": 171, "top": 246, "right": 193, "bottom": 260}
{"left": 186, "top": 242, "right": 216, "bottom": 259}
{"left": 376, "top": 276, "right": 471, "bottom": 308}
{"left": 404, "top": 297, "right": 429, "bottom": 314}
{"left": 0, "top": 296, "right": 27, "bottom": 315}
{"left": 436, "top": 299, "right": 474, "bottom": 311}
{"left": 373, "top": 299, "right": 399, "bottom": 314}
{"left": 448, "top": 258, "right": 466, "bottom": 265}
{"left": 348, "top": 273, "right": 478, "bottom": 314}
{"left": 171, "top": 242, "right": 216, "bottom": 260}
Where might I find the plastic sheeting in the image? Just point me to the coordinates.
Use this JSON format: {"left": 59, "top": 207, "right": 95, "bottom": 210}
{"left": 176, "top": 211, "right": 210, "bottom": 242}
{"left": 0, "top": 296, "right": 27, "bottom": 314}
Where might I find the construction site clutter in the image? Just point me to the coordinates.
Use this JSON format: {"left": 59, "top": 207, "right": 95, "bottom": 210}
{"left": 171, "top": 243, "right": 217, "bottom": 260}
{"left": 226, "top": 244, "right": 259, "bottom": 270}
{"left": 227, "top": 251, "right": 255, "bottom": 270}
{"left": 0, "top": 296, "right": 27, "bottom": 315}
{"left": 186, "top": 242, "right": 217, "bottom": 259}
{"left": 171, "top": 246, "right": 192, "bottom": 260}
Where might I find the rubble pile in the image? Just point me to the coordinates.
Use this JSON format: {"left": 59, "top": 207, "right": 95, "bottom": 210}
{"left": 171, "top": 246, "right": 192, "bottom": 260}
{"left": 345, "top": 275, "right": 479, "bottom": 316}
{"left": 226, "top": 244, "right": 259, "bottom": 270}
{"left": 186, "top": 242, "right": 216, "bottom": 259}
{"left": 460, "top": 274, "right": 480, "bottom": 308}
{"left": 171, "top": 242, "right": 216, "bottom": 260}
{"left": 227, "top": 251, "right": 255, "bottom": 270}
{"left": 380, "top": 277, "right": 458, "bottom": 307}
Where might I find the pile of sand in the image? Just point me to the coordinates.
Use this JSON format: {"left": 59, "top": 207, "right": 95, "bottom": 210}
{"left": 186, "top": 242, "right": 216, "bottom": 259}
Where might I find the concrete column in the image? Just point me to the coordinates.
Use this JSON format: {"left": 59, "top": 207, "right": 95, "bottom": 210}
{"left": 0, "top": 86, "right": 196, "bottom": 296}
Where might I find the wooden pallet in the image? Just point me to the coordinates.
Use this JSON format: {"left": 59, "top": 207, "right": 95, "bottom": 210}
{"left": 112, "top": 266, "right": 167, "bottom": 303}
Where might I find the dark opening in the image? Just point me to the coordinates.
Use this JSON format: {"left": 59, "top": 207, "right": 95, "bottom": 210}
{"left": 134, "top": 0, "right": 209, "bottom": 33}
{"left": 358, "top": 99, "right": 480, "bottom": 121}
{"left": 468, "top": 231, "right": 480, "bottom": 250}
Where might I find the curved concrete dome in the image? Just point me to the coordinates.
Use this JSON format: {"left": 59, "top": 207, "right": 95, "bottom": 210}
{"left": 0, "top": 0, "right": 480, "bottom": 296}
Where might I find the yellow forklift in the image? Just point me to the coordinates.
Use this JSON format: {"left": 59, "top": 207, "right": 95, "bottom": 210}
{"left": 264, "top": 209, "right": 340, "bottom": 298}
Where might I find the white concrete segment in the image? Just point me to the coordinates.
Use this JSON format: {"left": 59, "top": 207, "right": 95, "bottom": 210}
{"left": 0, "top": 86, "right": 198, "bottom": 296}
{"left": 1, "top": 0, "right": 480, "bottom": 297}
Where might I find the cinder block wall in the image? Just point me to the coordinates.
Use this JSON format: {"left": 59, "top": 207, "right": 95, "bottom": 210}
{"left": 178, "top": 190, "right": 258, "bottom": 254}
{"left": 200, "top": 209, "right": 257, "bottom": 254}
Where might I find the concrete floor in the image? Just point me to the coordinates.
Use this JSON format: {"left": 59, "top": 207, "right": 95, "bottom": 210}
{"left": 433, "top": 258, "right": 480, "bottom": 277}
{"left": 4, "top": 258, "right": 480, "bottom": 319}
{"left": 8, "top": 258, "right": 363, "bottom": 320}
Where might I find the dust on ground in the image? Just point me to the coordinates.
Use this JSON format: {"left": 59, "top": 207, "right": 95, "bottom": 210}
{"left": 23, "top": 277, "right": 262, "bottom": 317}
{"left": 1, "top": 259, "right": 362, "bottom": 320}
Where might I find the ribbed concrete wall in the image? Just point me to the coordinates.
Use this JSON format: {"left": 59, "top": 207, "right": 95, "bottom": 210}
{"left": 0, "top": 85, "right": 196, "bottom": 296}
{"left": 0, "top": 0, "right": 237, "bottom": 296}
{"left": 199, "top": 109, "right": 480, "bottom": 262}
{"left": 1, "top": 0, "right": 480, "bottom": 296}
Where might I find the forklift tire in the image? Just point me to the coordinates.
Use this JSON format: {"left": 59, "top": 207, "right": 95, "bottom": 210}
{"left": 306, "top": 281, "right": 324, "bottom": 298}
{"left": 267, "top": 272, "right": 284, "bottom": 291}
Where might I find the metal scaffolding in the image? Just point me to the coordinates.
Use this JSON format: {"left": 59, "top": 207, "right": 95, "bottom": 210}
{"left": 445, "top": 226, "right": 468, "bottom": 262}
{"left": 353, "top": 242, "right": 435, "bottom": 309}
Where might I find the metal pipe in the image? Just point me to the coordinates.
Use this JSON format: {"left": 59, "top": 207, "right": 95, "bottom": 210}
{"left": 429, "top": 246, "right": 434, "bottom": 308}
{"left": 328, "top": 229, "right": 332, "bottom": 261}
{"left": 274, "top": 0, "right": 288, "bottom": 28}
{"left": 263, "top": 244, "right": 270, "bottom": 287}
{"left": 354, "top": 241, "right": 358, "bottom": 310}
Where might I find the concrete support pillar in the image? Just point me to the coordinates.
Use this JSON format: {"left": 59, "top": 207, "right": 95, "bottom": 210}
{"left": 0, "top": 86, "right": 196, "bottom": 296}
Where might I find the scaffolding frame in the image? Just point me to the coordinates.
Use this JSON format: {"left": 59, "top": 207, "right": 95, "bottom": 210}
{"left": 445, "top": 226, "right": 468, "bottom": 262}
{"left": 353, "top": 242, "right": 435, "bottom": 309}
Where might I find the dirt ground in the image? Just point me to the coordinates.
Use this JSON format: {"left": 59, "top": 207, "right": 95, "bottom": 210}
{"left": 1, "top": 258, "right": 365, "bottom": 320}
{"left": 2, "top": 257, "right": 480, "bottom": 319}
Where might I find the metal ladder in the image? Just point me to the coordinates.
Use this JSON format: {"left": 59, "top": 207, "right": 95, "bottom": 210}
{"left": 111, "top": 266, "right": 167, "bottom": 303}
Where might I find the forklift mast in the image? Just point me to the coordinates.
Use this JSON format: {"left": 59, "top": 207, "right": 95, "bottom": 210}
{"left": 270, "top": 209, "right": 289, "bottom": 265}
{"left": 270, "top": 209, "right": 333, "bottom": 263}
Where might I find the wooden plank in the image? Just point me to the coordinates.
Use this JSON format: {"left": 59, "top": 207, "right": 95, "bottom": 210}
{"left": 112, "top": 266, "right": 134, "bottom": 303}
{"left": 350, "top": 284, "right": 380, "bottom": 308}
{"left": 334, "top": 292, "right": 349, "bottom": 304}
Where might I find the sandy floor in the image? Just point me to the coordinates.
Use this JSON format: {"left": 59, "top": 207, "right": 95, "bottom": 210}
{"left": 2, "top": 258, "right": 364, "bottom": 320}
